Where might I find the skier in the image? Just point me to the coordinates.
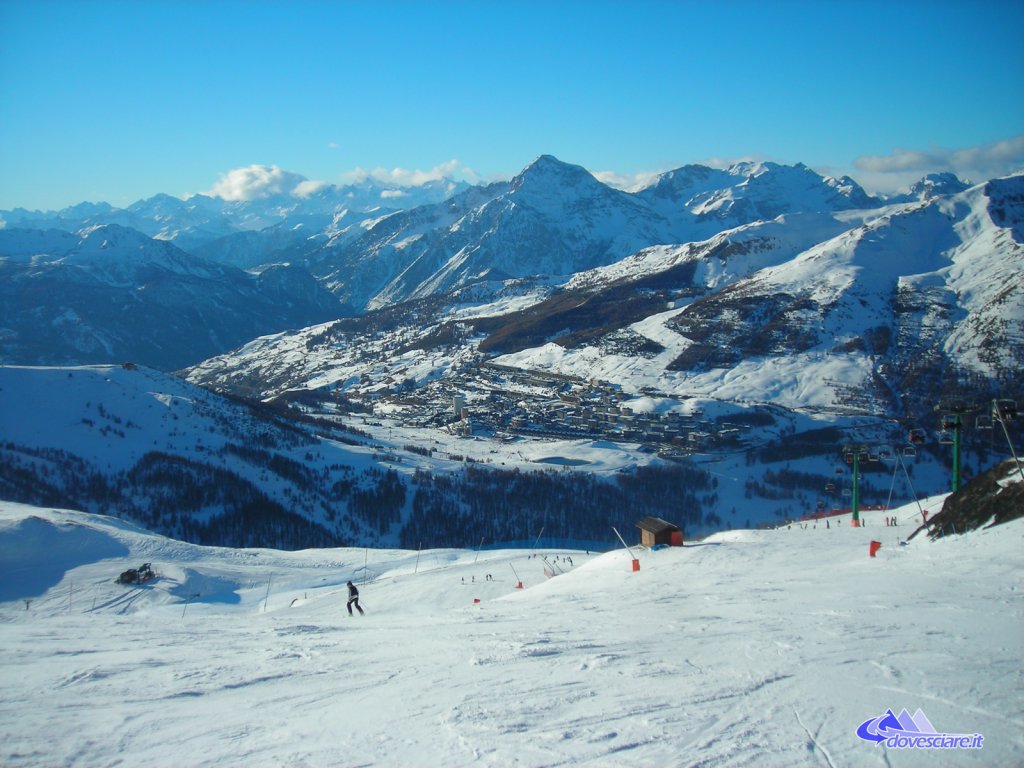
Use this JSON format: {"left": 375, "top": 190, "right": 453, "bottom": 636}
{"left": 346, "top": 581, "right": 364, "bottom": 616}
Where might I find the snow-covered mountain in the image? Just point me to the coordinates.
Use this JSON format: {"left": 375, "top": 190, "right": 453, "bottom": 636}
{"left": 4, "top": 156, "right": 1021, "bottom": 541}
{"left": 0, "top": 178, "right": 470, "bottom": 256}
{"left": 634, "top": 160, "right": 877, "bottom": 235}
{"left": 176, "top": 169, "right": 1022, "bottom": 539}
{"left": 304, "top": 156, "right": 885, "bottom": 311}
{"left": 189, "top": 173, "right": 1023, "bottom": 420}
{"left": 0, "top": 225, "right": 344, "bottom": 370}
{"left": 485, "top": 175, "right": 1023, "bottom": 416}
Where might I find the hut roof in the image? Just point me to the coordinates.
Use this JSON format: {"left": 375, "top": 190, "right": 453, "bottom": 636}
{"left": 635, "top": 516, "right": 680, "bottom": 534}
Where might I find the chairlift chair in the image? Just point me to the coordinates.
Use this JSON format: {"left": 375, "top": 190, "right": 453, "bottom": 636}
{"left": 908, "top": 428, "right": 926, "bottom": 444}
{"left": 994, "top": 399, "right": 1018, "bottom": 421}
{"left": 825, "top": 482, "right": 836, "bottom": 493}
{"left": 938, "top": 430, "right": 954, "bottom": 445}
{"left": 941, "top": 414, "right": 959, "bottom": 431}
{"left": 976, "top": 415, "right": 993, "bottom": 430}
{"left": 902, "top": 444, "right": 917, "bottom": 458}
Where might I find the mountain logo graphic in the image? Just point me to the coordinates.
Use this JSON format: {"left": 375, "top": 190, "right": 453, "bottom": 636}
{"left": 856, "top": 708, "right": 983, "bottom": 750}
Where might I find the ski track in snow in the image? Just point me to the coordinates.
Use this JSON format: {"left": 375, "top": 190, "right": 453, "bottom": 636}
{"left": 1, "top": 499, "right": 1021, "bottom": 767}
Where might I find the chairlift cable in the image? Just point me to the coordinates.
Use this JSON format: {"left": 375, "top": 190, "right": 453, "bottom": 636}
{"left": 992, "top": 401, "right": 1024, "bottom": 484}
{"left": 897, "top": 449, "right": 925, "bottom": 519}
{"left": 885, "top": 454, "right": 899, "bottom": 513}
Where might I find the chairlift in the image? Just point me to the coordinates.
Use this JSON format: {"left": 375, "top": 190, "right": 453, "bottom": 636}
{"left": 825, "top": 482, "right": 836, "bottom": 493}
{"left": 842, "top": 488, "right": 852, "bottom": 498}
{"left": 994, "top": 399, "right": 1018, "bottom": 421}
{"left": 867, "top": 450, "right": 879, "bottom": 462}
{"left": 908, "top": 428, "right": 926, "bottom": 445}
{"left": 938, "top": 430, "right": 954, "bottom": 445}
{"left": 844, "top": 453, "right": 854, "bottom": 465}
{"left": 902, "top": 444, "right": 917, "bottom": 458}
{"left": 976, "top": 415, "right": 993, "bottom": 430}
{"left": 878, "top": 446, "right": 895, "bottom": 462}
{"left": 940, "top": 414, "right": 959, "bottom": 431}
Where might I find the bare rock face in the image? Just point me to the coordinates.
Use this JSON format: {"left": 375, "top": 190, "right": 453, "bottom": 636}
{"left": 927, "top": 459, "right": 1024, "bottom": 539}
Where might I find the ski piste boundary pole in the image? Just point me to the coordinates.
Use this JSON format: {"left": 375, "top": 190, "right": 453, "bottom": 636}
{"left": 509, "top": 562, "right": 523, "bottom": 589}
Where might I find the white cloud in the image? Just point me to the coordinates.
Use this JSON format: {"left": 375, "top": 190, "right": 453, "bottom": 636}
{"left": 853, "top": 135, "right": 1024, "bottom": 193}
{"left": 293, "top": 179, "right": 329, "bottom": 198}
{"left": 697, "top": 154, "right": 768, "bottom": 170}
{"left": 591, "top": 169, "right": 661, "bottom": 191}
{"left": 206, "top": 165, "right": 327, "bottom": 201}
{"left": 379, "top": 189, "right": 408, "bottom": 199}
{"left": 341, "top": 160, "right": 479, "bottom": 188}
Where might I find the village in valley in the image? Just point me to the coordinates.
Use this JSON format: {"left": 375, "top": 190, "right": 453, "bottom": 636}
{"left": 332, "top": 359, "right": 747, "bottom": 459}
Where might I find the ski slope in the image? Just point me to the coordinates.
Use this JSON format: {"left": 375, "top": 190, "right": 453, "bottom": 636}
{"left": 1, "top": 498, "right": 1021, "bottom": 767}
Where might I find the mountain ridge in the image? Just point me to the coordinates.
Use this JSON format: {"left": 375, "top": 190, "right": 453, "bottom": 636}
{"left": 0, "top": 224, "right": 345, "bottom": 369}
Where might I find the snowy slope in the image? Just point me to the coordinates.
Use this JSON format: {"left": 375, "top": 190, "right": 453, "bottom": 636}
{"left": 1, "top": 498, "right": 1020, "bottom": 767}
{"left": 0, "top": 364, "right": 396, "bottom": 546}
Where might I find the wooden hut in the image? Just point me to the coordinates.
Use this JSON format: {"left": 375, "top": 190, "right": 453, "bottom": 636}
{"left": 636, "top": 516, "right": 683, "bottom": 547}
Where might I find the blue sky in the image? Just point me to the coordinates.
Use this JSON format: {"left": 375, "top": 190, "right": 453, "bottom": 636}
{"left": 2, "top": 0, "right": 1022, "bottom": 210}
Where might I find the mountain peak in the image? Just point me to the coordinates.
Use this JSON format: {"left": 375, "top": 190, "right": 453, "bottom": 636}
{"left": 77, "top": 222, "right": 151, "bottom": 248}
{"left": 910, "top": 172, "right": 970, "bottom": 199}
{"left": 518, "top": 154, "right": 596, "bottom": 181}
{"left": 510, "top": 155, "right": 606, "bottom": 199}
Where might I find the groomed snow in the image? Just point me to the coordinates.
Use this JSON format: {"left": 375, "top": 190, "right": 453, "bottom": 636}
{"left": 1, "top": 498, "right": 1020, "bottom": 767}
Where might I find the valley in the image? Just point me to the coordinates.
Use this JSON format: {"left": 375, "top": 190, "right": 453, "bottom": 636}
{"left": 2, "top": 157, "right": 1021, "bottom": 551}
